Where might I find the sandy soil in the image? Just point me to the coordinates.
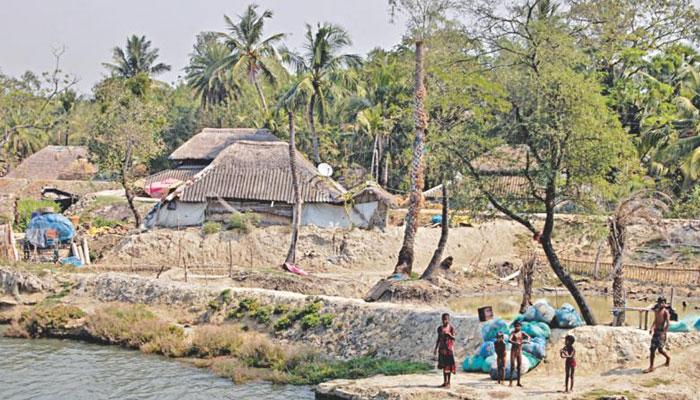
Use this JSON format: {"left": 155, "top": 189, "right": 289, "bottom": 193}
{"left": 318, "top": 327, "right": 700, "bottom": 400}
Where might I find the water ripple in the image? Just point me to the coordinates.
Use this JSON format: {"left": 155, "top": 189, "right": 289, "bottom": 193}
{"left": 0, "top": 335, "right": 314, "bottom": 400}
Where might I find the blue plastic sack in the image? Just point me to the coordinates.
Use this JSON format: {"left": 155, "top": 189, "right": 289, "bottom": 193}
{"left": 522, "top": 321, "right": 551, "bottom": 339}
{"left": 59, "top": 256, "right": 83, "bottom": 267}
{"left": 669, "top": 321, "right": 690, "bottom": 332}
{"left": 522, "top": 306, "right": 537, "bottom": 321}
{"left": 522, "top": 336, "right": 546, "bottom": 359}
{"left": 487, "top": 352, "right": 533, "bottom": 380}
{"left": 532, "top": 299, "right": 556, "bottom": 324}
{"left": 462, "top": 354, "right": 486, "bottom": 372}
{"left": 431, "top": 215, "right": 443, "bottom": 224}
{"left": 554, "top": 303, "right": 584, "bottom": 329}
{"left": 478, "top": 341, "right": 496, "bottom": 358}
{"left": 25, "top": 213, "right": 75, "bottom": 248}
{"left": 481, "top": 319, "right": 510, "bottom": 342}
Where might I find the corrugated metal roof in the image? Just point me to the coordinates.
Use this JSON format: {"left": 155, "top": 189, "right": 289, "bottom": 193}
{"left": 177, "top": 141, "right": 347, "bottom": 204}
{"left": 169, "top": 128, "right": 280, "bottom": 161}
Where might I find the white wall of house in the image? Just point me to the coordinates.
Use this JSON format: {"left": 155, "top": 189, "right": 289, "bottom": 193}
{"left": 301, "top": 201, "right": 379, "bottom": 229}
{"left": 154, "top": 201, "right": 206, "bottom": 227}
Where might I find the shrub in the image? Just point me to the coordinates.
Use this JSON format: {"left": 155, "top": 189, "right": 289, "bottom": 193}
{"left": 286, "top": 355, "right": 432, "bottom": 385}
{"left": 190, "top": 325, "right": 244, "bottom": 357}
{"left": 85, "top": 304, "right": 187, "bottom": 356}
{"left": 274, "top": 316, "right": 292, "bottom": 331}
{"left": 203, "top": 222, "right": 222, "bottom": 235}
{"left": 289, "top": 300, "right": 323, "bottom": 322}
{"left": 300, "top": 313, "right": 321, "bottom": 330}
{"left": 252, "top": 306, "right": 273, "bottom": 325}
{"left": 237, "top": 298, "right": 259, "bottom": 313}
{"left": 14, "top": 199, "right": 60, "bottom": 231}
{"left": 16, "top": 304, "right": 86, "bottom": 336}
{"left": 237, "top": 334, "right": 287, "bottom": 369}
{"left": 91, "top": 216, "right": 125, "bottom": 228}
{"left": 227, "top": 213, "right": 259, "bottom": 233}
{"left": 671, "top": 186, "right": 700, "bottom": 219}
{"left": 320, "top": 313, "right": 335, "bottom": 329}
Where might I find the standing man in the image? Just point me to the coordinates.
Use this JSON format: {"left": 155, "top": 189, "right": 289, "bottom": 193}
{"left": 644, "top": 296, "right": 671, "bottom": 373}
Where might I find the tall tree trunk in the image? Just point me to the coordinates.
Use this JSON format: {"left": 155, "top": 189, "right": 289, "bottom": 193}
{"left": 254, "top": 78, "right": 269, "bottom": 115}
{"left": 121, "top": 141, "right": 141, "bottom": 228}
{"left": 370, "top": 134, "right": 379, "bottom": 181}
{"left": 608, "top": 217, "right": 626, "bottom": 326}
{"left": 394, "top": 40, "right": 428, "bottom": 275}
{"left": 285, "top": 111, "right": 302, "bottom": 265}
{"left": 382, "top": 154, "right": 389, "bottom": 187}
{"left": 308, "top": 92, "right": 321, "bottom": 164}
{"left": 421, "top": 181, "right": 448, "bottom": 280}
{"left": 541, "top": 237, "right": 596, "bottom": 325}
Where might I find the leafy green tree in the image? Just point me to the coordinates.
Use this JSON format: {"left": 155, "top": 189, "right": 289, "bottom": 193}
{"left": 454, "top": 0, "right": 638, "bottom": 324}
{"left": 87, "top": 77, "right": 166, "bottom": 227}
{"left": 283, "top": 23, "right": 361, "bottom": 164}
{"left": 0, "top": 52, "right": 77, "bottom": 169}
{"left": 186, "top": 32, "right": 238, "bottom": 107}
{"left": 220, "top": 4, "right": 286, "bottom": 114}
{"left": 103, "top": 35, "right": 171, "bottom": 78}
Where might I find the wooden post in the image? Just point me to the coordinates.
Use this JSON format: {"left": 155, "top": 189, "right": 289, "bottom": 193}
{"left": 184, "top": 261, "right": 188, "bottom": 283}
{"left": 670, "top": 287, "right": 675, "bottom": 309}
{"left": 228, "top": 241, "right": 233, "bottom": 278}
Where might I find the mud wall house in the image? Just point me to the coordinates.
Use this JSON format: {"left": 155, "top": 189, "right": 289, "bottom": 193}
{"left": 147, "top": 140, "right": 393, "bottom": 229}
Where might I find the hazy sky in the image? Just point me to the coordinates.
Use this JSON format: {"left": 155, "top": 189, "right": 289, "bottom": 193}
{"left": 1, "top": 0, "right": 406, "bottom": 93}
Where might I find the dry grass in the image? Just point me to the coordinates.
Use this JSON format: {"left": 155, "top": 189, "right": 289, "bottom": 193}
{"left": 86, "top": 304, "right": 188, "bottom": 357}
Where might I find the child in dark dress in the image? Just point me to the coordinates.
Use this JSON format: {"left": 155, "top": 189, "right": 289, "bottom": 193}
{"left": 434, "top": 313, "right": 456, "bottom": 388}
{"left": 560, "top": 335, "right": 576, "bottom": 393}
{"left": 494, "top": 332, "right": 507, "bottom": 384}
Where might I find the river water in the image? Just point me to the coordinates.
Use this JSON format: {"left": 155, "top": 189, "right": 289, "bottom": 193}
{"left": 0, "top": 333, "right": 314, "bottom": 400}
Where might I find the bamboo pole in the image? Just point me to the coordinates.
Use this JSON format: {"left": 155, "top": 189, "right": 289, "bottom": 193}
{"left": 82, "top": 237, "right": 91, "bottom": 265}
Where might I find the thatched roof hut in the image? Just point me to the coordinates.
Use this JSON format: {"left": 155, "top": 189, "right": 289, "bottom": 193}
{"left": 150, "top": 141, "right": 393, "bottom": 229}
{"left": 6, "top": 146, "right": 96, "bottom": 180}
{"left": 178, "top": 141, "right": 346, "bottom": 203}
{"left": 169, "top": 128, "right": 279, "bottom": 164}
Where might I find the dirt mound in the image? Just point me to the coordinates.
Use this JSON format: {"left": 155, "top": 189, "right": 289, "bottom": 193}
{"left": 541, "top": 326, "right": 700, "bottom": 375}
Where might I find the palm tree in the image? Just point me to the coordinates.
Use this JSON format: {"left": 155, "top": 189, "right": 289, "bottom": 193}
{"left": 277, "top": 84, "right": 309, "bottom": 266}
{"left": 283, "top": 23, "right": 361, "bottom": 164}
{"left": 185, "top": 32, "right": 238, "bottom": 107}
{"left": 103, "top": 35, "right": 171, "bottom": 78}
{"left": 220, "top": 4, "right": 286, "bottom": 114}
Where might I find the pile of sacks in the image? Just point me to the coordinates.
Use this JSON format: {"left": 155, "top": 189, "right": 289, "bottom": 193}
{"left": 667, "top": 315, "right": 700, "bottom": 332}
{"left": 463, "top": 299, "right": 584, "bottom": 380}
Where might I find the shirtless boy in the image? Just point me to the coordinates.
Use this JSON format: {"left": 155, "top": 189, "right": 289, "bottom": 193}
{"left": 509, "top": 321, "right": 531, "bottom": 387}
{"left": 644, "top": 296, "right": 671, "bottom": 373}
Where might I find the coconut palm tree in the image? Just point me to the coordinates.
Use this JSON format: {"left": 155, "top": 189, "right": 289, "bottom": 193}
{"left": 185, "top": 32, "right": 238, "bottom": 107}
{"left": 103, "top": 35, "right": 171, "bottom": 78}
{"left": 283, "top": 22, "right": 361, "bottom": 164}
{"left": 220, "top": 4, "right": 286, "bottom": 114}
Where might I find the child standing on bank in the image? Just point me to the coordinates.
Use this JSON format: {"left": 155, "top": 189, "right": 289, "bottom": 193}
{"left": 494, "top": 332, "right": 507, "bottom": 384}
{"left": 560, "top": 335, "right": 576, "bottom": 393}
{"left": 434, "top": 313, "right": 456, "bottom": 388}
{"left": 509, "top": 321, "right": 530, "bottom": 387}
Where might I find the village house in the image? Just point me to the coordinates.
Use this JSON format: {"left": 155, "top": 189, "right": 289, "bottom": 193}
{"left": 5, "top": 145, "right": 96, "bottom": 181}
{"left": 423, "top": 145, "right": 531, "bottom": 202}
{"left": 145, "top": 128, "right": 395, "bottom": 229}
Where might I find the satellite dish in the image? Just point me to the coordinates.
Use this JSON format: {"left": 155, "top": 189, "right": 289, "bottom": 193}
{"left": 317, "top": 163, "right": 333, "bottom": 177}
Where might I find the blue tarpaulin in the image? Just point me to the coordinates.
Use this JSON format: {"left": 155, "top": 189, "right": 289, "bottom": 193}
{"left": 25, "top": 213, "right": 75, "bottom": 248}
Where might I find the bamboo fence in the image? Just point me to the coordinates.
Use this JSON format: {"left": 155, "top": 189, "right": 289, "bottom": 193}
{"left": 559, "top": 257, "right": 700, "bottom": 286}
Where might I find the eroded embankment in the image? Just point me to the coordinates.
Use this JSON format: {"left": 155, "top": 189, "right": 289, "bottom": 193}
{"left": 0, "top": 267, "right": 482, "bottom": 362}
